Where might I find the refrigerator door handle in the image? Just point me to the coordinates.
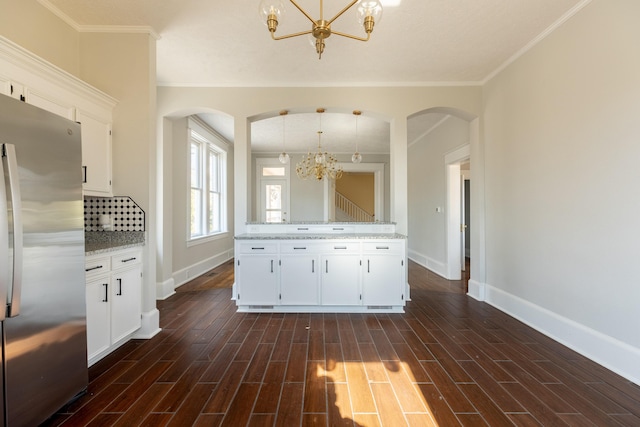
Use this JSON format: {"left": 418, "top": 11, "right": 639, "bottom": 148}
{"left": 0, "top": 144, "right": 9, "bottom": 321}
{"left": 4, "top": 144, "right": 23, "bottom": 318}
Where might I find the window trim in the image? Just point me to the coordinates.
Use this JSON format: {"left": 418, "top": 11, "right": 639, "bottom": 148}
{"left": 187, "top": 118, "right": 228, "bottom": 244}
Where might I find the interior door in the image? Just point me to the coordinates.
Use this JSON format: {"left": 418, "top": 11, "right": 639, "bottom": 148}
{"left": 261, "top": 179, "right": 288, "bottom": 223}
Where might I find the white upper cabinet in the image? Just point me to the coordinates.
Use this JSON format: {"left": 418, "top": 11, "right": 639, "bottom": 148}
{"left": 77, "top": 109, "right": 112, "bottom": 196}
{"left": 0, "top": 37, "right": 116, "bottom": 196}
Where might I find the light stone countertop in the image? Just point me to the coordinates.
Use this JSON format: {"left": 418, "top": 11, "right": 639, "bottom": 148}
{"left": 235, "top": 233, "right": 406, "bottom": 240}
{"left": 85, "top": 231, "right": 145, "bottom": 255}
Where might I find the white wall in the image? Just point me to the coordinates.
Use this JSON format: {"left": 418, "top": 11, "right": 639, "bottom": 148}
{"left": 408, "top": 115, "right": 469, "bottom": 277}
{"left": 482, "top": 0, "right": 640, "bottom": 383}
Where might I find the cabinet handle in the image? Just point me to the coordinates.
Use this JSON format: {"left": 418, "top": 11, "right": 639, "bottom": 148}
{"left": 333, "top": 227, "right": 344, "bottom": 230}
{"left": 312, "top": 260, "right": 315, "bottom": 273}
{"left": 271, "top": 260, "right": 273, "bottom": 273}
{"left": 297, "top": 227, "right": 309, "bottom": 231}
{"left": 102, "top": 283, "right": 108, "bottom": 302}
{"left": 85, "top": 265, "right": 103, "bottom": 272}
{"left": 326, "top": 260, "right": 328, "bottom": 273}
{"left": 368, "top": 260, "right": 370, "bottom": 273}
{"left": 116, "top": 278, "right": 122, "bottom": 295}
{"left": 334, "top": 246, "right": 347, "bottom": 250}
{"left": 121, "top": 257, "right": 137, "bottom": 263}
{"left": 82, "top": 166, "right": 87, "bottom": 183}
{"left": 376, "top": 246, "right": 389, "bottom": 250}
{"left": 252, "top": 247, "right": 265, "bottom": 250}
{"left": 294, "top": 247, "right": 306, "bottom": 250}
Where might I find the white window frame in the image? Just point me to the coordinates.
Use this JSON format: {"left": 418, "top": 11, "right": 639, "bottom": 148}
{"left": 188, "top": 118, "right": 228, "bottom": 246}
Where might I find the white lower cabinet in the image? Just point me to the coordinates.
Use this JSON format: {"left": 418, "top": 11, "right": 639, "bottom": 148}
{"left": 235, "top": 237, "right": 406, "bottom": 313}
{"left": 362, "top": 242, "right": 406, "bottom": 306}
{"left": 85, "top": 247, "right": 142, "bottom": 365}
{"left": 280, "top": 254, "right": 319, "bottom": 305}
{"left": 235, "top": 242, "right": 278, "bottom": 305}
{"left": 320, "top": 241, "right": 362, "bottom": 306}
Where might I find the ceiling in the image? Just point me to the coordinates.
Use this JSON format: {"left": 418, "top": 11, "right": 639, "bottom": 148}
{"left": 41, "top": 0, "right": 586, "bottom": 153}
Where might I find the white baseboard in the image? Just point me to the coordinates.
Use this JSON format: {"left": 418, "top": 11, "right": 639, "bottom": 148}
{"left": 173, "top": 249, "right": 234, "bottom": 289}
{"left": 156, "top": 277, "right": 176, "bottom": 300}
{"left": 467, "top": 279, "right": 485, "bottom": 301}
{"left": 484, "top": 283, "right": 640, "bottom": 386}
{"left": 408, "top": 249, "right": 448, "bottom": 279}
{"left": 132, "top": 308, "right": 162, "bottom": 339}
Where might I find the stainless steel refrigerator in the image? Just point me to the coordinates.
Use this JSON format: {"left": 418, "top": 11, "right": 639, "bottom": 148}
{"left": 0, "top": 94, "right": 87, "bottom": 426}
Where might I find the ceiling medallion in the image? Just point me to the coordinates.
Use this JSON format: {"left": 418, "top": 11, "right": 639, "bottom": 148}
{"left": 259, "top": 0, "right": 383, "bottom": 59}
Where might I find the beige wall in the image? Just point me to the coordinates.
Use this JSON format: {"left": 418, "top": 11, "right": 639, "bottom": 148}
{"left": 336, "top": 172, "right": 375, "bottom": 216}
{"left": 0, "top": 0, "right": 79, "bottom": 75}
{"left": 482, "top": 0, "right": 640, "bottom": 381}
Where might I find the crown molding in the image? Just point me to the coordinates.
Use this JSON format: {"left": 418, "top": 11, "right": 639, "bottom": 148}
{"left": 482, "top": 0, "right": 593, "bottom": 84}
{"left": 37, "top": 0, "right": 160, "bottom": 39}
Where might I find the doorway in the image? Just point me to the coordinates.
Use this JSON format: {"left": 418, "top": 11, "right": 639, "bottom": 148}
{"left": 445, "top": 144, "right": 470, "bottom": 281}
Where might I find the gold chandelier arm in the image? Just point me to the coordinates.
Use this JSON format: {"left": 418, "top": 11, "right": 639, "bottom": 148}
{"left": 271, "top": 29, "right": 313, "bottom": 40}
{"left": 289, "top": 0, "right": 318, "bottom": 25}
{"left": 331, "top": 30, "right": 371, "bottom": 42}
{"left": 326, "top": 0, "right": 359, "bottom": 25}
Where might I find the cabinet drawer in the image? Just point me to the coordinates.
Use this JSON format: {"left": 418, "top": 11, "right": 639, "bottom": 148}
{"left": 319, "top": 241, "right": 361, "bottom": 253}
{"left": 85, "top": 256, "right": 110, "bottom": 278}
{"left": 237, "top": 242, "right": 278, "bottom": 254}
{"left": 362, "top": 241, "right": 404, "bottom": 253}
{"left": 111, "top": 250, "right": 142, "bottom": 270}
{"left": 280, "top": 242, "right": 320, "bottom": 253}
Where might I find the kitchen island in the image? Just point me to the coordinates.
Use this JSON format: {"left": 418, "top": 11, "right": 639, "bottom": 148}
{"left": 234, "top": 222, "right": 408, "bottom": 313}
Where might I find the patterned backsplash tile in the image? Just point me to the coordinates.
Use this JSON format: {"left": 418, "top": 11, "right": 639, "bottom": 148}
{"left": 84, "top": 196, "right": 146, "bottom": 231}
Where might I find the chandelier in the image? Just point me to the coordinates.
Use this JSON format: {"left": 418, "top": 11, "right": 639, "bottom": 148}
{"left": 296, "top": 108, "right": 343, "bottom": 181}
{"left": 259, "top": 0, "right": 383, "bottom": 59}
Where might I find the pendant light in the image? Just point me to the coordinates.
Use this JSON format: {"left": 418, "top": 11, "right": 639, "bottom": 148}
{"left": 352, "top": 110, "right": 362, "bottom": 163}
{"left": 278, "top": 110, "right": 289, "bottom": 164}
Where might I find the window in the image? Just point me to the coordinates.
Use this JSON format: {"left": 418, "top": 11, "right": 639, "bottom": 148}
{"left": 189, "top": 119, "right": 227, "bottom": 242}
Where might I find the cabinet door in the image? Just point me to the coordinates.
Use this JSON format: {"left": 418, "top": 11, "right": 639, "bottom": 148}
{"left": 111, "top": 266, "right": 142, "bottom": 343}
{"left": 321, "top": 255, "right": 361, "bottom": 305}
{"left": 86, "top": 277, "right": 111, "bottom": 361}
{"left": 76, "top": 109, "right": 112, "bottom": 196}
{"left": 237, "top": 256, "right": 278, "bottom": 305}
{"left": 362, "top": 255, "right": 404, "bottom": 305}
{"left": 280, "top": 255, "right": 319, "bottom": 305}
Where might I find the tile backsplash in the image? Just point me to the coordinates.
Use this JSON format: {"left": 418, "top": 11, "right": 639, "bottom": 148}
{"left": 84, "top": 196, "right": 146, "bottom": 232}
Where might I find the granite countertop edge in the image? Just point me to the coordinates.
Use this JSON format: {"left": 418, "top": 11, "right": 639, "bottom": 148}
{"left": 235, "top": 233, "right": 407, "bottom": 240}
{"left": 246, "top": 221, "right": 397, "bottom": 225}
{"left": 85, "top": 231, "right": 146, "bottom": 255}
{"left": 86, "top": 241, "right": 145, "bottom": 256}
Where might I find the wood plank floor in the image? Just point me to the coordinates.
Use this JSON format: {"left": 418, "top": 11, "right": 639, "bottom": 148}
{"left": 43, "top": 259, "right": 640, "bottom": 426}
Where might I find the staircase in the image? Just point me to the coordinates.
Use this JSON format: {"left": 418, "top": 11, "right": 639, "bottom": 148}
{"left": 335, "top": 191, "right": 374, "bottom": 222}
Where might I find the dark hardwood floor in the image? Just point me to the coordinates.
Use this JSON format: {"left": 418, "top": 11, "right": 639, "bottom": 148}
{"left": 43, "top": 259, "right": 640, "bottom": 426}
